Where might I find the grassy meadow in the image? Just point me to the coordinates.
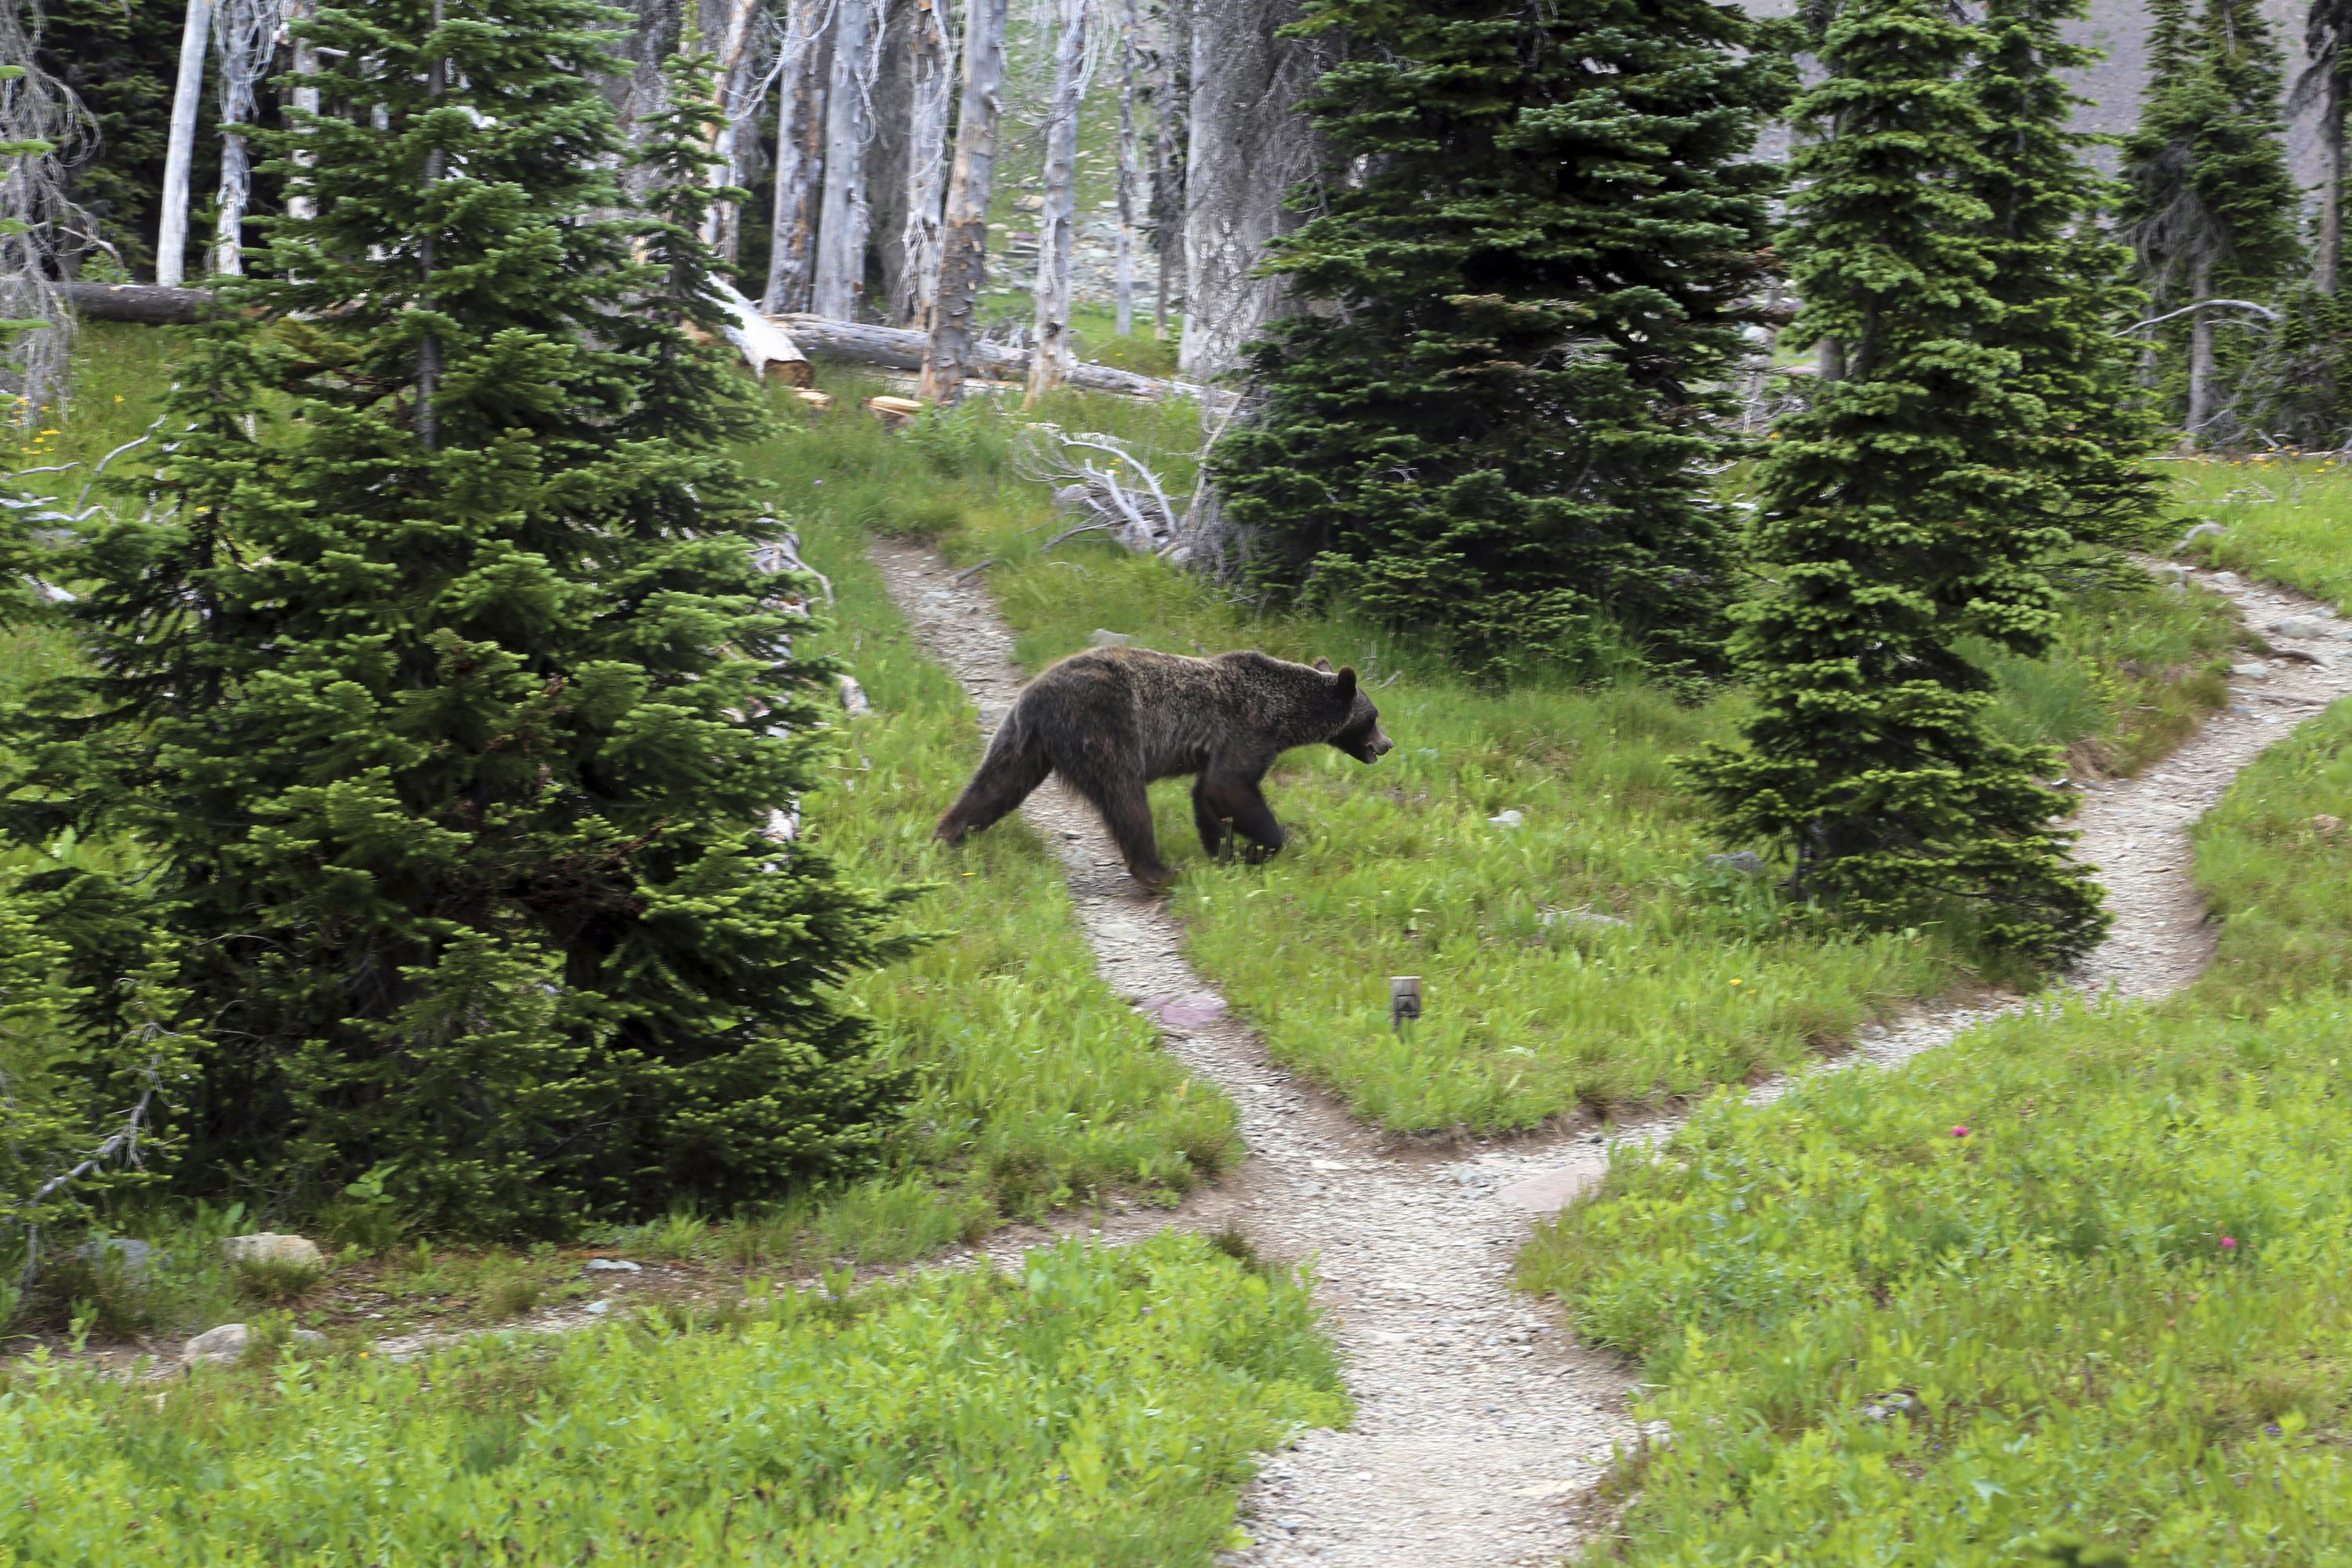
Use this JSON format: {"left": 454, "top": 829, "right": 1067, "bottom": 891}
{"left": 2, "top": 324, "right": 1239, "bottom": 1338}
{"left": 754, "top": 382, "right": 2246, "bottom": 1134}
{"left": 0, "top": 1232, "right": 1345, "bottom": 1566}
{"left": 1518, "top": 567, "right": 2352, "bottom": 1555}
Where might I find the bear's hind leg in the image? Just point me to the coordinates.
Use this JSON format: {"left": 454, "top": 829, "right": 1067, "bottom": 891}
{"left": 935, "top": 731, "right": 1053, "bottom": 844}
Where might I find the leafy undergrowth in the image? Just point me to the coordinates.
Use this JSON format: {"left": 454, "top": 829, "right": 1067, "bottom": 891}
{"left": 757, "top": 383, "right": 2246, "bottom": 1135}
{"left": 1519, "top": 700, "right": 2352, "bottom": 1564}
{"left": 0, "top": 1233, "right": 1346, "bottom": 1566}
{"left": 2172, "top": 453, "right": 2352, "bottom": 612}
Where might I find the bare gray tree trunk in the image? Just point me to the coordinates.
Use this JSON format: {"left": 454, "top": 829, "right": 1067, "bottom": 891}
{"left": 702, "top": 0, "right": 763, "bottom": 256}
{"left": 1025, "top": 0, "right": 1087, "bottom": 404}
{"left": 284, "top": 0, "right": 322, "bottom": 223}
{"left": 209, "top": 0, "right": 276, "bottom": 276}
{"left": 0, "top": 0, "right": 88, "bottom": 414}
{"left": 918, "top": 0, "right": 1007, "bottom": 402}
{"left": 2323, "top": 76, "right": 2345, "bottom": 296}
{"left": 1113, "top": 0, "right": 1141, "bottom": 338}
{"left": 156, "top": 0, "right": 215, "bottom": 286}
{"left": 2186, "top": 253, "right": 2217, "bottom": 437}
{"left": 416, "top": 0, "right": 448, "bottom": 450}
{"left": 1149, "top": 0, "right": 1188, "bottom": 337}
{"left": 763, "top": 0, "right": 832, "bottom": 312}
{"left": 1178, "top": 0, "right": 1321, "bottom": 379}
{"left": 811, "top": 0, "right": 880, "bottom": 319}
{"left": 895, "top": 0, "right": 957, "bottom": 327}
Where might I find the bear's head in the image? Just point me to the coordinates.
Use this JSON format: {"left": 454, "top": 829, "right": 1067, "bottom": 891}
{"left": 1314, "top": 658, "right": 1394, "bottom": 764}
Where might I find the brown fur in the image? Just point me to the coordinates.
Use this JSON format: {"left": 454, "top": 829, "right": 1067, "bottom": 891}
{"left": 935, "top": 647, "right": 1395, "bottom": 889}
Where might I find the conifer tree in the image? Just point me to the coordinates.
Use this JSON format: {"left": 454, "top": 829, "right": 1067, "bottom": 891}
{"left": 1207, "top": 0, "right": 1793, "bottom": 681}
{"left": 1970, "top": 0, "right": 2158, "bottom": 543}
{"left": 2120, "top": 0, "right": 2299, "bottom": 441}
{"left": 1, "top": 3, "right": 915, "bottom": 1234}
{"left": 1688, "top": 0, "right": 2109, "bottom": 967}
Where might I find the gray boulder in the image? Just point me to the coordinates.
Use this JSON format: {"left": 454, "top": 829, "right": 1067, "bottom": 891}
{"left": 223, "top": 1232, "right": 325, "bottom": 1272}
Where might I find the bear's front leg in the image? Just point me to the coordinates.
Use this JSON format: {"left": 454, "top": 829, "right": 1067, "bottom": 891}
{"left": 1215, "top": 777, "right": 1287, "bottom": 864}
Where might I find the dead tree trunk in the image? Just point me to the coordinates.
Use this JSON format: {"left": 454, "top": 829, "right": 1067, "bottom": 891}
{"left": 918, "top": 0, "right": 1007, "bottom": 403}
{"left": 1025, "top": 0, "right": 1088, "bottom": 405}
{"left": 1178, "top": 0, "right": 1323, "bottom": 379}
{"left": 762, "top": 0, "right": 831, "bottom": 312}
{"left": 284, "top": 0, "right": 321, "bottom": 223}
{"left": 1149, "top": 0, "right": 1189, "bottom": 338}
{"left": 156, "top": 0, "right": 214, "bottom": 286}
{"left": 2324, "top": 72, "right": 2345, "bottom": 296}
{"left": 895, "top": 0, "right": 957, "bottom": 328}
{"left": 209, "top": 0, "right": 276, "bottom": 277}
{"left": 811, "top": 0, "right": 879, "bottom": 319}
{"left": 702, "top": 0, "right": 763, "bottom": 256}
{"left": 2186, "top": 252, "right": 2217, "bottom": 438}
{"left": 1114, "top": 0, "right": 1141, "bottom": 338}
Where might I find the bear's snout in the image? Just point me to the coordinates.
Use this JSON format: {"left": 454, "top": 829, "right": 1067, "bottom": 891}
{"left": 1349, "top": 725, "right": 1394, "bottom": 764}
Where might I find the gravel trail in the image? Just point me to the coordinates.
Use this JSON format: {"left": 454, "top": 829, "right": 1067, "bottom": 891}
{"left": 872, "top": 540, "right": 2352, "bottom": 1567}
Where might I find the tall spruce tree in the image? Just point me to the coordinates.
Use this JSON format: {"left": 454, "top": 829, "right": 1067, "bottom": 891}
{"left": 0, "top": 2, "right": 916, "bottom": 1234}
{"left": 1206, "top": 0, "right": 1793, "bottom": 681}
{"left": 2120, "top": 0, "right": 2299, "bottom": 441}
{"left": 1971, "top": 0, "right": 2159, "bottom": 544}
{"left": 1688, "top": 0, "right": 2108, "bottom": 967}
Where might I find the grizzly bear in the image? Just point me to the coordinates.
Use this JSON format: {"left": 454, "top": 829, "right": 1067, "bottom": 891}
{"left": 935, "top": 647, "right": 1394, "bottom": 890}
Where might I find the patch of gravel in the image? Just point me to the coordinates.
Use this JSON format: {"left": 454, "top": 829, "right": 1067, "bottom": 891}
{"left": 873, "top": 541, "right": 2352, "bottom": 1568}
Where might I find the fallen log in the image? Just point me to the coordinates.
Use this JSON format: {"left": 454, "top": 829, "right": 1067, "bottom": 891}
{"left": 57, "top": 281, "right": 216, "bottom": 325}
{"left": 709, "top": 277, "right": 814, "bottom": 386}
{"left": 58, "top": 277, "right": 817, "bottom": 394}
{"left": 771, "top": 312, "right": 1227, "bottom": 405}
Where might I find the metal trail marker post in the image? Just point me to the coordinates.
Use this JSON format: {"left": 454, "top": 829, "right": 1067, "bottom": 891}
{"left": 1391, "top": 975, "right": 1422, "bottom": 1036}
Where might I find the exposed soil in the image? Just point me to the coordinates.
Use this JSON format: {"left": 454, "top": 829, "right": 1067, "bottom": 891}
{"left": 871, "top": 539, "right": 2352, "bottom": 1568}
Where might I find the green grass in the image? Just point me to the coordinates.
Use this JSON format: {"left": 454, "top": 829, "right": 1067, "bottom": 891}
{"left": 2170, "top": 453, "right": 2352, "bottom": 612}
{"left": 1517, "top": 699, "right": 2352, "bottom": 1564}
{"left": 0, "top": 1232, "right": 1346, "bottom": 1566}
{"left": 753, "top": 385, "right": 2248, "bottom": 1135}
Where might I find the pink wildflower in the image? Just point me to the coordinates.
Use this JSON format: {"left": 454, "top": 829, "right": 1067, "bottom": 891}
{"left": 2220, "top": 1236, "right": 2239, "bottom": 1250}
{"left": 1951, "top": 1125, "right": 1970, "bottom": 1138}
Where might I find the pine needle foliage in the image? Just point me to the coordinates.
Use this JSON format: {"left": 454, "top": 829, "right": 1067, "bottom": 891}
{"left": 1970, "top": 0, "right": 2160, "bottom": 546}
{"left": 0, "top": 8, "right": 917, "bottom": 1236}
{"left": 1207, "top": 0, "right": 1794, "bottom": 682}
{"left": 1687, "top": 0, "right": 2109, "bottom": 967}
{"left": 2120, "top": 0, "right": 2299, "bottom": 438}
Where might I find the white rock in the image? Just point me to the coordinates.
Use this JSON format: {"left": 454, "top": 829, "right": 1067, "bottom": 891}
{"left": 2230, "top": 662, "right": 2270, "bottom": 680}
{"left": 2270, "top": 617, "right": 2330, "bottom": 640}
{"left": 2214, "top": 571, "right": 2243, "bottom": 589}
{"left": 223, "top": 1232, "right": 325, "bottom": 1272}
{"left": 836, "top": 673, "right": 871, "bottom": 716}
{"left": 1090, "top": 628, "right": 1134, "bottom": 648}
{"left": 2172, "top": 521, "right": 2227, "bottom": 553}
{"left": 584, "top": 1299, "right": 612, "bottom": 1316}
{"left": 1487, "top": 809, "right": 1526, "bottom": 829}
{"left": 183, "top": 1323, "right": 252, "bottom": 1363}
{"left": 583, "top": 1258, "right": 641, "bottom": 1273}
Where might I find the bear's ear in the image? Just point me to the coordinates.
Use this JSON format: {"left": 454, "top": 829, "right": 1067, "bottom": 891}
{"left": 1312, "top": 656, "right": 1335, "bottom": 673}
{"left": 1333, "top": 666, "right": 1356, "bottom": 699}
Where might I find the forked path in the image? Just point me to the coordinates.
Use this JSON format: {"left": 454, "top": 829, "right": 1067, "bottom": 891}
{"left": 873, "top": 540, "right": 2352, "bottom": 1567}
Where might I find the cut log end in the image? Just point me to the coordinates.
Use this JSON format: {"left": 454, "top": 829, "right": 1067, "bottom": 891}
{"left": 863, "top": 394, "right": 925, "bottom": 427}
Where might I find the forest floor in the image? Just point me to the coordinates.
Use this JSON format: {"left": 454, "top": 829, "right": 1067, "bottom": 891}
{"left": 873, "top": 538, "right": 2352, "bottom": 1566}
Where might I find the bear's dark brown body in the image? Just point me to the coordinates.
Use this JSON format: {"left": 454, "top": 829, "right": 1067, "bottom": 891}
{"left": 935, "top": 647, "right": 1393, "bottom": 889}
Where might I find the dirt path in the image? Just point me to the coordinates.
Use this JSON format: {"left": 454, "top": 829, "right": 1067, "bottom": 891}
{"left": 872, "top": 541, "right": 2352, "bottom": 1567}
